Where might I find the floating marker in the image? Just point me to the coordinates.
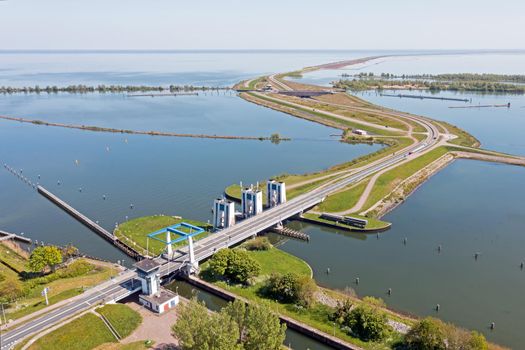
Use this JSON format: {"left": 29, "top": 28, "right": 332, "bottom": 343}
{"left": 474, "top": 252, "right": 480, "bottom": 260}
{"left": 38, "top": 174, "right": 41, "bottom": 179}
{"left": 388, "top": 288, "right": 392, "bottom": 296}
{"left": 79, "top": 187, "right": 82, "bottom": 192}
{"left": 520, "top": 262, "right": 524, "bottom": 270}
{"left": 438, "top": 245, "right": 442, "bottom": 253}
{"left": 403, "top": 237, "right": 407, "bottom": 245}
{"left": 106, "top": 146, "right": 110, "bottom": 152}
{"left": 490, "top": 322, "right": 495, "bottom": 330}
{"left": 355, "top": 277, "right": 360, "bottom": 285}
{"left": 75, "top": 159, "right": 79, "bottom": 165}
{"left": 435, "top": 304, "right": 440, "bottom": 312}
{"left": 103, "top": 195, "right": 106, "bottom": 200}
{"left": 376, "top": 233, "right": 379, "bottom": 239}
{"left": 57, "top": 180, "right": 61, "bottom": 185}
{"left": 130, "top": 203, "right": 134, "bottom": 209}
{"left": 326, "top": 267, "right": 330, "bottom": 274}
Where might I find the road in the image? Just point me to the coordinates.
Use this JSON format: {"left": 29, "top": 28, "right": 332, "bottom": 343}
{"left": 1, "top": 63, "right": 440, "bottom": 350}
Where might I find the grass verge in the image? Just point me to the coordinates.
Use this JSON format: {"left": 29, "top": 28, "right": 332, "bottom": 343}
{"left": 114, "top": 215, "right": 212, "bottom": 256}
{"left": 97, "top": 304, "right": 142, "bottom": 339}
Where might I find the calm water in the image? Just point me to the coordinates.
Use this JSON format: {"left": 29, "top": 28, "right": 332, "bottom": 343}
{"left": 280, "top": 160, "right": 525, "bottom": 348}
{"left": 1, "top": 51, "right": 525, "bottom": 348}
{"left": 0, "top": 93, "right": 380, "bottom": 261}
{"left": 359, "top": 90, "right": 525, "bottom": 156}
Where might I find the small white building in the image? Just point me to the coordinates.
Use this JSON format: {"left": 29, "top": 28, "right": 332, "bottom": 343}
{"left": 267, "top": 180, "right": 287, "bottom": 208}
{"left": 241, "top": 186, "right": 263, "bottom": 218}
{"left": 353, "top": 129, "right": 368, "bottom": 136}
{"left": 212, "top": 198, "right": 236, "bottom": 230}
{"left": 134, "top": 259, "right": 179, "bottom": 314}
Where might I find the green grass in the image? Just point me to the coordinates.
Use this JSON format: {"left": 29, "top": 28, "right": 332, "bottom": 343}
{"left": 97, "top": 304, "right": 142, "bottom": 338}
{"left": 28, "top": 312, "right": 116, "bottom": 350}
{"left": 95, "top": 341, "right": 153, "bottom": 350}
{"left": 316, "top": 180, "right": 368, "bottom": 213}
{"left": 1, "top": 243, "right": 119, "bottom": 322}
{"left": 247, "top": 92, "right": 400, "bottom": 137}
{"left": 201, "top": 245, "right": 402, "bottom": 350}
{"left": 440, "top": 121, "right": 480, "bottom": 147}
{"left": 363, "top": 146, "right": 450, "bottom": 211}
{"left": 6, "top": 288, "right": 84, "bottom": 321}
{"left": 114, "top": 215, "right": 212, "bottom": 256}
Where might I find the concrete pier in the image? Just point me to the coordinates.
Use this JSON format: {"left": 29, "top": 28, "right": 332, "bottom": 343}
{"left": 37, "top": 185, "right": 142, "bottom": 260}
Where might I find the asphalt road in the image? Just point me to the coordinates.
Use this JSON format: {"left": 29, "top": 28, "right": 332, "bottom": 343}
{"left": 1, "top": 70, "right": 440, "bottom": 350}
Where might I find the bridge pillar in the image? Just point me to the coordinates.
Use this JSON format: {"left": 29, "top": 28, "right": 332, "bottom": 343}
{"left": 183, "top": 236, "right": 199, "bottom": 275}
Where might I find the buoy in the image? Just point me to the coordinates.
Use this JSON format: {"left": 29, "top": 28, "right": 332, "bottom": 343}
{"left": 376, "top": 233, "right": 379, "bottom": 239}
{"left": 103, "top": 195, "right": 106, "bottom": 200}
{"left": 79, "top": 187, "right": 82, "bottom": 192}
{"left": 130, "top": 203, "right": 134, "bottom": 209}
{"left": 521, "top": 262, "right": 524, "bottom": 270}
{"left": 326, "top": 268, "right": 330, "bottom": 274}
{"left": 57, "top": 180, "right": 61, "bottom": 185}
{"left": 38, "top": 174, "right": 41, "bottom": 179}
{"left": 435, "top": 304, "right": 440, "bottom": 312}
{"left": 490, "top": 322, "right": 495, "bottom": 330}
{"left": 438, "top": 245, "right": 442, "bottom": 252}
{"left": 388, "top": 288, "right": 392, "bottom": 296}
{"left": 403, "top": 237, "right": 407, "bottom": 245}
{"left": 355, "top": 277, "right": 360, "bottom": 285}
{"left": 474, "top": 252, "right": 480, "bottom": 260}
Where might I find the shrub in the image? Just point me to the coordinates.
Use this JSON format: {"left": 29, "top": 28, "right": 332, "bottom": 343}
{"left": 265, "top": 273, "right": 317, "bottom": 307}
{"left": 0, "top": 277, "right": 25, "bottom": 302}
{"left": 330, "top": 299, "right": 353, "bottom": 325}
{"left": 58, "top": 260, "right": 95, "bottom": 278}
{"left": 346, "top": 303, "right": 390, "bottom": 342}
{"left": 405, "top": 317, "right": 447, "bottom": 350}
{"left": 208, "top": 249, "right": 261, "bottom": 284}
{"left": 243, "top": 237, "right": 272, "bottom": 251}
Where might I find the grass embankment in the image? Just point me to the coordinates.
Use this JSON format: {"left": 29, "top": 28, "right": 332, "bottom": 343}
{"left": 26, "top": 304, "right": 142, "bottom": 350}
{"left": 97, "top": 304, "right": 142, "bottom": 339}
{"left": 200, "top": 244, "right": 405, "bottom": 350}
{"left": 362, "top": 146, "right": 450, "bottom": 212}
{"left": 276, "top": 93, "right": 411, "bottom": 132}
{"left": 94, "top": 342, "right": 153, "bottom": 350}
{"left": 440, "top": 120, "right": 481, "bottom": 147}
{"left": 225, "top": 136, "right": 414, "bottom": 204}
{"left": 28, "top": 313, "right": 116, "bottom": 350}
{"left": 0, "top": 243, "right": 119, "bottom": 321}
{"left": 114, "top": 215, "right": 212, "bottom": 256}
{"left": 245, "top": 92, "right": 400, "bottom": 137}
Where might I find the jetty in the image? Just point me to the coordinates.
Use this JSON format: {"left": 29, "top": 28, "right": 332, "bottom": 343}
{"left": 270, "top": 225, "right": 310, "bottom": 241}
{"left": 127, "top": 92, "right": 199, "bottom": 97}
{"left": 0, "top": 230, "right": 32, "bottom": 243}
{"left": 449, "top": 103, "right": 511, "bottom": 109}
{"left": 37, "top": 185, "right": 142, "bottom": 260}
{"left": 380, "top": 93, "right": 469, "bottom": 102}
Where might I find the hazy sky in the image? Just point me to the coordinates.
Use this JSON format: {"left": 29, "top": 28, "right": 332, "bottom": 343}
{"left": 1, "top": 0, "right": 524, "bottom": 50}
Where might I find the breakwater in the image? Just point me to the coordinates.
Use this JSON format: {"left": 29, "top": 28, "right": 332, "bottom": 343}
{"left": 36, "top": 185, "right": 142, "bottom": 260}
{"left": 0, "top": 115, "right": 290, "bottom": 142}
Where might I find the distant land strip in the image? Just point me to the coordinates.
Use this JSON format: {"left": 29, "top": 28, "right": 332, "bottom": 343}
{"left": 0, "top": 84, "right": 231, "bottom": 94}
{"left": 0, "top": 115, "right": 289, "bottom": 142}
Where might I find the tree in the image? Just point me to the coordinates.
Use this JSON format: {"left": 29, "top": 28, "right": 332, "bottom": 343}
{"left": 61, "top": 244, "right": 79, "bottom": 259}
{"left": 173, "top": 299, "right": 285, "bottom": 350}
{"left": 265, "top": 273, "right": 317, "bottom": 307}
{"left": 226, "top": 250, "right": 261, "bottom": 284}
{"left": 346, "top": 303, "right": 390, "bottom": 341}
{"left": 208, "top": 249, "right": 261, "bottom": 284}
{"left": 28, "top": 246, "right": 63, "bottom": 273}
{"left": 173, "top": 298, "right": 241, "bottom": 350}
{"left": 223, "top": 300, "right": 286, "bottom": 350}
{"left": 405, "top": 317, "right": 447, "bottom": 350}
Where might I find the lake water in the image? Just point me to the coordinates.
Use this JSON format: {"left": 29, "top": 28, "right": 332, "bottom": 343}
{"left": 1, "top": 51, "right": 525, "bottom": 348}
{"left": 279, "top": 160, "right": 525, "bottom": 348}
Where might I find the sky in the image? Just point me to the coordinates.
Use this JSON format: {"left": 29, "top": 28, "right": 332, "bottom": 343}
{"left": 0, "top": 0, "right": 524, "bottom": 50}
